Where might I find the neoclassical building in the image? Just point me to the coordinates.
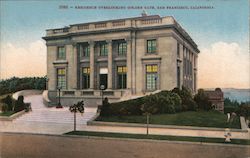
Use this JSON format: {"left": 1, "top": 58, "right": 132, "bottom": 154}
{"left": 42, "top": 13, "right": 199, "bottom": 106}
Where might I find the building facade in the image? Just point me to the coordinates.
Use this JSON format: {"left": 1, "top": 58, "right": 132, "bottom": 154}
{"left": 42, "top": 14, "right": 200, "bottom": 106}
{"left": 205, "top": 88, "right": 224, "bottom": 112}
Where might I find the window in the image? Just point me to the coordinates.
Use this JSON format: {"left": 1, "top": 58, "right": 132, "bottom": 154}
{"left": 118, "top": 42, "right": 127, "bottom": 56}
{"left": 147, "top": 39, "right": 156, "bottom": 54}
{"left": 79, "top": 44, "right": 90, "bottom": 58}
{"left": 146, "top": 64, "right": 158, "bottom": 73}
{"left": 57, "top": 68, "right": 66, "bottom": 89}
{"left": 177, "top": 66, "right": 180, "bottom": 88}
{"left": 146, "top": 65, "right": 158, "bottom": 90}
{"left": 190, "top": 60, "right": 192, "bottom": 76}
{"left": 57, "top": 46, "right": 66, "bottom": 59}
{"left": 183, "top": 49, "right": 187, "bottom": 79}
{"left": 100, "top": 43, "right": 108, "bottom": 56}
{"left": 194, "top": 56, "right": 196, "bottom": 68}
{"left": 82, "top": 67, "right": 90, "bottom": 89}
{"left": 177, "top": 43, "right": 180, "bottom": 58}
{"left": 194, "top": 72, "right": 197, "bottom": 91}
{"left": 117, "top": 66, "right": 127, "bottom": 89}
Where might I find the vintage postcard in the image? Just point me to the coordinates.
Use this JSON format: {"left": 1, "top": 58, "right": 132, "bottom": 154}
{"left": 0, "top": 0, "right": 249, "bottom": 158}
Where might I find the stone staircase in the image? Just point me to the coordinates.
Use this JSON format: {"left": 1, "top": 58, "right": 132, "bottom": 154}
{"left": 14, "top": 95, "right": 97, "bottom": 125}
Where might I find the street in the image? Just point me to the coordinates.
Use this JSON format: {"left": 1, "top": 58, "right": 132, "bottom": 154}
{"left": 0, "top": 132, "right": 249, "bottom": 158}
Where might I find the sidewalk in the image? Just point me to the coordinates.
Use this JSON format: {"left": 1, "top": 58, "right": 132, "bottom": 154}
{"left": 1, "top": 121, "right": 249, "bottom": 139}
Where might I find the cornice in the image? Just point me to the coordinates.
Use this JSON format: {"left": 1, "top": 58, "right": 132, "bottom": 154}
{"left": 43, "top": 25, "right": 199, "bottom": 53}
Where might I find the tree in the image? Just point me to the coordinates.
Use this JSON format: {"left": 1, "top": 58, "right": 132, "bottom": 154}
{"left": 142, "top": 94, "right": 160, "bottom": 114}
{"left": 237, "top": 102, "right": 250, "bottom": 119}
{"left": 224, "top": 98, "right": 240, "bottom": 107}
{"left": 0, "top": 77, "right": 46, "bottom": 95}
{"left": 69, "top": 100, "right": 84, "bottom": 131}
{"left": 140, "top": 103, "right": 153, "bottom": 136}
{"left": 171, "top": 86, "right": 197, "bottom": 111}
{"left": 224, "top": 98, "right": 240, "bottom": 114}
{"left": 194, "top": 89, "right": 212, "bottom": 111}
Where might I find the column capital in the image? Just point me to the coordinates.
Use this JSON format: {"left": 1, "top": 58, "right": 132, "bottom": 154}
{"left": 125, "top": 37, "right": 132, "bottom": 42}
{"left": 89, "top": 41, "right": 95, "bottom": 89}
{"left": 72, "top": 42, "right": 77, "bottom": 47}
{"left": 106, "top": 40, "right": 112, "bottom": 44}
{"left": 88, "top": 41, "right": 95, "bottom": 46}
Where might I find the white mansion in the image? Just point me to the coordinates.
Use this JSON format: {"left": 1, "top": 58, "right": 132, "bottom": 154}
{"left": 42, "top": 13, "right": 199, "bottom": 106}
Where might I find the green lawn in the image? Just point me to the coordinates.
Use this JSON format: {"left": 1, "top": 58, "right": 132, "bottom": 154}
{"left": 65, "top": 131, "right": 250, "bottom": 145}
{"left": 96, "top": 110, "right": 241, "bottom": 129}
{"left": 0, "top": 111, "right": 15, "bottom": 116}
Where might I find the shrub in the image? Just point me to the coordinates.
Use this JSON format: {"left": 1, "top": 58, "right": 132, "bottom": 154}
{"left": 108, "top": 97, "right": 144, "bottom": 116}
{"left": 183, "top": 98, "right": 198, "bottom": 111}
{"left": 169, "top": 92, "right": 182, "bottom": 112}
{"left": 100, "top": 98, "right": 111, "bottom": 117}
{"left": 224, "top": 98, "right": 240, "bottom": 107}
{"left": 1, "top": 95, "right": 13, "bottom": 111}
{"left": 24, "top": 103, "right": 31, "bottom": 112}
{"left": 171, "top": 86, "right": 197, "bottom": 111}
{"left": 142, "top": 94, "right": 160, "bottom": 114}
{"left": 157, "top": 94, "right": 175, "bottom": 114}
{"left": 224, "top": 106, "right": 238, "bottom": 114}
{"left": 100, "top": 90, "right": 183, "bottom": 116}
{"left": 1, "top": 103, "right": 9, "bottom": 112}
{"left": 142, "top": 91, "right": 181, "bottom": 114}
{"left": 119, "top": 107, "right": 129, "bottom": 116}
{"left": 2, "top": 95, "right": 12, "bottom": 106}
{"left": 194, "top": 89, "right": 212, "bottom": 111}
{"left": 236, "top": 103, "right": 250, "bottom": 118}
{"left": 14, "top": 95, "right": 25, "bottom": 112}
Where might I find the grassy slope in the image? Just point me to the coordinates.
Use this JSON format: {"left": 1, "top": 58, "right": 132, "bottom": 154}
{"left": 65, "top": 131, "right": 250, "bottom": 145}
{"left": 0, "top": 111, "right": 15, "bottom": 116}
{"left": 97, "top": 110, "right": 241, "bottom": 129}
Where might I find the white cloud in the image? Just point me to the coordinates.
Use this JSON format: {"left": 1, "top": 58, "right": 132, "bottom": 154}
{"left": 0, "top": 40, "right": 46, "bottom": 79}
{"left": 0, "top": 40, "right": 249, "bottom": 89}
{"left": 198, "top": 41, "right": 250, "bottom": 89}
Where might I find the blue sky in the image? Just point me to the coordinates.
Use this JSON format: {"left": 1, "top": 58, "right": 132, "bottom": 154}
{"left": 1, "top": 0, "right": 248, "bottom": 48}
{"left": 0, "top": 0, "right": 249, "bottom": 88}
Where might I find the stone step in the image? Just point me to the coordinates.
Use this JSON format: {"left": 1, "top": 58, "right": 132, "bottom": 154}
{"left": 15, "top": 113, "right": 95, "bottom": 120}
{"left": 14, "top": 95, "right": 97, "bottom": 125}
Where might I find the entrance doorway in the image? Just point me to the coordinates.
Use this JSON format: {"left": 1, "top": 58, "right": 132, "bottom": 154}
{"left": 99, "top": 68, "right": 108, "bottom": 89}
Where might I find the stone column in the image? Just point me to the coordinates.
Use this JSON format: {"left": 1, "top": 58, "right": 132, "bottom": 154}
{"left": 89, "top": 41, "right": 95, "bottom": 89}
{"left": 47, "top": 46, "right": 58, "bottom": 90}
{"left": 73, "top": 43, "right": 80, "bottom": 90}
{"left": 107, "top": 40, "right": 113, "bottom": 89}
{"left": 179, "top": 44, "right": 184, "bottom": 88}
{"left": 190, "top": 52, "right": 193, "bottom": 91}
{"left": 74, "top": 44, "right": 78, "bottom": 89}
{"left": 131, "top": 32, "right": 136, "bottom": 94}
{"left": 67, "top": 44, "right": 77, "bottom": 89}
{"left": 126, "top": 38, "right": 132, "bottom": 89}
{"left": 194, "top": 54, "right": 198, "bottom": 93}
